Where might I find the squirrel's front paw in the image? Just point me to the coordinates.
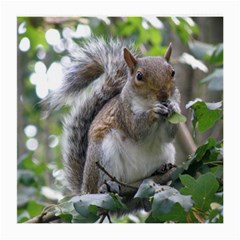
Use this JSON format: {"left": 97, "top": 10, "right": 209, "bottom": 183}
{"left": 98, "top": 181, "right": 121, "bottom": 194}
{"left": 167, "top": 101, "right": 180, "bottom": 116}
{"left": 157, "top": 163, "right": 175, "bottom": 174}
{"left": 153, "top": 103, "right": 169, "bottom": 117}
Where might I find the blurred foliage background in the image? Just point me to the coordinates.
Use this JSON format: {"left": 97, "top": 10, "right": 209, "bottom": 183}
{"left": 17, "top": 17, "right": 223, "bottom": 223}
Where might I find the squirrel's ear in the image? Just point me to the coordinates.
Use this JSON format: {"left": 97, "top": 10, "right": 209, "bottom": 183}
{"left": 164, "top": 42, "right": 172, "bottom": 62}
{"left": 123, "top": 48, "right": 137, "bottom": 74}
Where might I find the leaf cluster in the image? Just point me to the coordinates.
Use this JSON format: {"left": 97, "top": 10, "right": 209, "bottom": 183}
{"left": 53, "top": 94, "right": 223, "bottom": 223}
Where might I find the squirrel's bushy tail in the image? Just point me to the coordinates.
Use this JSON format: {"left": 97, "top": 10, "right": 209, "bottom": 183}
{"left": 44, "top": 38, "right": 139, "bottom": 193}
{"left": 43, "top": 38, "right": 137, "bottom": 113}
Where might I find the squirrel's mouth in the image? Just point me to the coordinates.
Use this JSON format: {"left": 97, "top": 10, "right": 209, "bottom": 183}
{"left": 157, "top": 92, "right": 169, "bottom": 102}
{"left": 161, "top": 101, "right": 170, "bottom": 107}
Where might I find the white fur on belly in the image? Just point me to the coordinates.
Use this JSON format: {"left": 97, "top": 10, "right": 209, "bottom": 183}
{"left": 101, "top": 128, "right": 175, "bottom": 184}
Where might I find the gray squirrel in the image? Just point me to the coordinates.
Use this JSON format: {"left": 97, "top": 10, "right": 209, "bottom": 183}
{"left": 44, "top": 38, "right": 181, "bottom": 195}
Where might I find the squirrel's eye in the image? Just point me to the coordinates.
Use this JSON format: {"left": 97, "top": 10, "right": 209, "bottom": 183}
{"left": 136, "top": 71, "right": 143, "bottom": 81}
{"left": 171, "top": 70, "right": 175, "bottom": 77}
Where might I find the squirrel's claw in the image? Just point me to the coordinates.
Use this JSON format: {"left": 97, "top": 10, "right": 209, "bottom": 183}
{"left": 99, "top": 181, "right": 121, "bottom": 194}
{"left": 153, "top": 103, "right": 169, "bottom": 117}
{"left": 157, "top": 163, "right": 174, "bottom": 174}
{"left": 167, "top": 101, "right": 181, "bottom": 116}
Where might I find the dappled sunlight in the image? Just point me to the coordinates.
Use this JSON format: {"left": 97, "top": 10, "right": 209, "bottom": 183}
{"left": 35, "top": 61, "right": 47, "bottom": 74}
{"left": 45, "top": 28, "right": 61, "bottom": 45}
{"left": 19, "top": 37, "right": 30, "bottom": 52}
{"left": 18, "top": 21, "right": 26, "bottom": 34}
{"left": 179, "top": 52, "right": 208, "bottom": 72}
{"left": 26, "top": 138, "right": 39, "bottom": 151}
{"left": 24, "top": 125, "right": 37, "bottom": 138}
{"left": 47, "top": 62, "right": 63, "bottom": 91}
{"left": 143, "top": 16, "right": 163, "bottom": 29}
{"left": 30, "top": 61, "right": 63, "bottom": 99}
{"left": 48, "top": 135, "right": 59, "bottom": 148}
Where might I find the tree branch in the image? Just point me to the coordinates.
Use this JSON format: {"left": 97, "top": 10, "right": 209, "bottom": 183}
{"left": 95, "top": 161, "right": 138, "bottom": 190}
{"left": 26, "top": 209, "right": 60, "bottom": 223}
{"left": 119, "top": 166, "right": 177, "bottom": 196}
{"left": 177, "top": 122, "right": 197, "bottom": 158}
{"left": 25, "top": 167, "right": 177, "bottom": 223}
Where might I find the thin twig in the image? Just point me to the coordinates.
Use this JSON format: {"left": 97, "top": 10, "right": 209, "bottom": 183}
{"left": 98, "top": 211, "right": 112, "bottom": 223}
{"left": 116, "top": 166, "right": 177, "bottom": 197}
{"left": 99, "top": 214, "right": 106, "bottom": 223}
{"left": 95, "top": 161, "right": 138, "bottom": 190}
{"left": 106, "top": 213, "right": 112, "bottom": 223}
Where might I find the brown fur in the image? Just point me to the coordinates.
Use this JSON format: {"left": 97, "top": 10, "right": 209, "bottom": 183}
{"left": 131, "top": 57, "right": 175, "bottom": 102}
{"left": 49, "top": 39, "right": 180, "bottom": 197}
{"left": 89, "top": 97, "right": 120, "bottom": 141}
{"left": 82, "top": 47, "right": 179, "bottom": 195}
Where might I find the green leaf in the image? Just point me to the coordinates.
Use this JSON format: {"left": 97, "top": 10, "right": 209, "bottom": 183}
{"left": 208, "top": 43, "right": 223, "bottom": 66}
{"left": 213, "top": 192, "right": 223, "bottom": 205}
{"left": 186, "top": 99, "right": 222, "bottom": 133}
{"left": 110, "top": 193, "right": 127, "bottom": 210}
{"left": 57, "top": 201, "right": 75, "bottom": 215}
{"left": 58, "top": 195, "right": 73, "bottom": 204}
{"left": 17, "top": 170, "right": 36, "bottom": 186}
{"left": 172, "top": 137, "right": 222, "bottom": 183}
{"left": 148, "top": 28, "right": 162, "bottom": 45}
{"left": 25, "top": 25, "right": 48, "bottom": 51}
{"left": 57, "top": 193, "right": 126, "bottom": 223}
{"left": 200, "top": 68, "right": 223, "bottom": 91}
{"left": 191, "top": 137, "right": 217, "bottom": 162}
{"left": 167, "top": 112, "right": 187, "bottom": 124}
{"left": 148, "top": 203, "right": 189, "bottom": 223}
{"left": 151, "top": 186, "right": 193, "bottom": 217}
{"left": 56, "top": 200, "right": 80, "bottom": 223}
{"left": 71, "top": 212, "right": 100, "bottom": 223}
{"left": 134, "top": 179, "right": 158, "bottom": 199}
{"left": 27, "top": 200, "right": 45, "bottom": 218}
{"left": 17, "top": 186, "right": 36, "bottom": 207}
{"left": 17, "top": 210, "right": 31, "bottom": 223}
{"left": 180, "top": 173, "right": 219, "bottom": 211}
{"left": 189, "top": 40, "right": 215, "bottom": 59}
{"left": 58, "top": 213, "right": 73, "bottom": 223}
{"left": 18, "top": 152, "right": 48, "bottom": 176}
{"left": 179, "top": 52, "right": 208, "bottom": 72}
{"left": 18, "top": 152, "right": 33, "bottom": 166}
{"left": 170, "top": 17, "right": 199, "bottom": 44}
{"left": 72, "top": 193, "right": 124, "bottom": 218}
{"left": 72, "top": 198, "right": 99, "bottom": 222}
{"left": 211, "top": 166, "right": 223, "bottom": 180}
{"left": 207, "top": 205, "right": 223, "bottom": 223}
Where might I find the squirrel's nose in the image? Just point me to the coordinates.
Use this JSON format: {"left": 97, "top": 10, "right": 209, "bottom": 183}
{"left": 157, "top": 90, "right": 169, "bottom": 101}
